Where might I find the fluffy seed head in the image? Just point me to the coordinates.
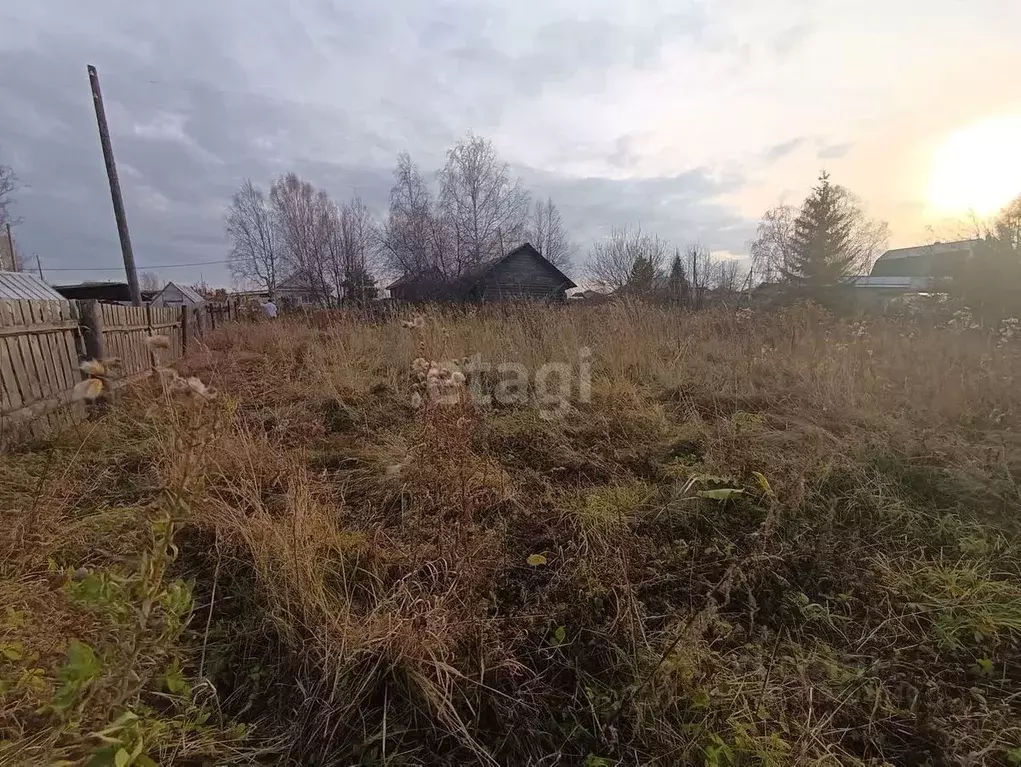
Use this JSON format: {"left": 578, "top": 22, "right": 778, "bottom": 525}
{"left": 185, "top": 376, "right": 217, "bottom": 400}
{"left": 146, "top": 334, "right": 172, "bottom": 351}
{"left": 72, "top": 377, "right": 104, "bottom": 401}
{"left": 79, "top": 359, "right": 105, "bottom": 377}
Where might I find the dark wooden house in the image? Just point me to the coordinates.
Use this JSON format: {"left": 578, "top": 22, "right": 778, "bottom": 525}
{"left": 387, "top": 267, "right": 448, "bottom": 303}
{"left": 387, "top": 243, "right": 575, "bottom": 303}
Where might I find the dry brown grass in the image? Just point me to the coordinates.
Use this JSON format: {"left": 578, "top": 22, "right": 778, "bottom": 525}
{"left": 4, "top": 301, "right": 1021, "bottom": 765}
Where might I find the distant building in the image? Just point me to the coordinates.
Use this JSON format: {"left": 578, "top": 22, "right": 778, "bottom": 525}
{"left": 0, "top": 271, "right": 66, "bottom": 301}
{"left": 387, "top": 267, "right": 448, "bottom": 302}
{"left": 150, "top": 281, "right": 205, "bottom": 308}
{"left": 275, "top": 271, "right": 330, "bottom": 307}
{"left": 388, "top": 243, "right": 575, "bottom": 303}
{"left": 569, "top": 288, "right": 613, "bottom": 302}
{"left": 53, "top": 281, "right": 161, "bottom": 303}
{"left": 851, "top": 275, "right": 932, "bottom": 291}
{"left": 870, "top": 239, "right": 979, "bottom": 281}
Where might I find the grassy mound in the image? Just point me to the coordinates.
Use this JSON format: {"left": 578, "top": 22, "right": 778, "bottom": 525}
{"left": 3, "top": 303, "right": 1021, "bottom": 765}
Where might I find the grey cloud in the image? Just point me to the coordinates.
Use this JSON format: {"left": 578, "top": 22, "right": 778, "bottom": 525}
{"left": 818, "top": 141, "right": 854, "bottom": 159}
{"left": 3, "top": 0, "right": 760, "bottom": 284}
{"left": 772, "top": 22, "right": 813, "bottom": 57}
{"left": 518, "top": 166, "right": 757, "bottom": 257}
{"left": 763, "top": 138, "right": 806, "bottom": 162}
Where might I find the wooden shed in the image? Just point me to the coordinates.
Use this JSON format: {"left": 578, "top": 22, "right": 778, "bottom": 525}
{"left": 151, "top": 281, "right": 205, "bottom": 308}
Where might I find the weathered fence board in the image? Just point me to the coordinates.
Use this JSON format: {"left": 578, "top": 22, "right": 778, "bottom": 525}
{"left": 1, "top": 298, "right": 228, "bottom": 445}
{"left": 0, "top": 299, "right": 85, "bottom": 440}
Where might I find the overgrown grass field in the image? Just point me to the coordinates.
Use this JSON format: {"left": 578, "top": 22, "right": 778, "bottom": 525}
{"left": 3, "top": 302, "right": 1021, "bottom": 765}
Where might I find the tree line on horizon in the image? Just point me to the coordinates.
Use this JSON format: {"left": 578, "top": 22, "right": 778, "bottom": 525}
{"left": 3, "top": 142, "right": 1016, "bottom": 317}
{"left": 224, "top": 133, "right": 574, "bottom": 305}
{"left": 223, "top": 138, "right": 904, "bottom": 309}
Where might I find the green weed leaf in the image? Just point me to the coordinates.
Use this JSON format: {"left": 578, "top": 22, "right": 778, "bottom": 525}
{"left": 1, "top": 642, "right": 23, "bottom": 661}
{"left": 698, "top": 488, "right": 744, "bottom": 501}
{"left": 752, "top": 471, "right": 773, "bottom": 497}
{"left": 527, "top": 554, "right": 548, "bottom": 567}
{"left": 163, "top": 660, "right": 189, "bottom": 695}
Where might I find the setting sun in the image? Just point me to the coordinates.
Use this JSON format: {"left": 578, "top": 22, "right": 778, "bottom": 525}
{"left": 928, "top": 116, "right": 1021, "bottom": 216}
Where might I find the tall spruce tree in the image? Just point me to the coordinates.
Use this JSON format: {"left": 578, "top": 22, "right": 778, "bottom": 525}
{"left": 628, "top": 254, "right": 658, "bottom": 294}
{"left": 784, "top": 172, "right": 858, "bottom": 286}
{"left": 667, "top": 251, "right": 690, "bottom": 304}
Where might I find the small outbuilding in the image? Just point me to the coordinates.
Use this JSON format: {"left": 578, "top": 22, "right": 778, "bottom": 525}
{"left": 151, "top": 281, "right": 205, "bottom": 308}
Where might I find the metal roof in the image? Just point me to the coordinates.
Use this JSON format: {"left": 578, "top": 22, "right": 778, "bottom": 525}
{"left": 851, "top": 275, "right": 932, "bottom": 290}
{"left": 0, "top": 271, "right": 67, "bottom": 301}
{"left": 875, "top": 239, "right": 979, "bottom": 262}
{"left": 178, "top": 283, "right": 205, "bottom": 304}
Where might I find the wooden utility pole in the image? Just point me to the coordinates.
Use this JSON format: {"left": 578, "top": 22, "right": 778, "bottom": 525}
{"left": 87, "top": 64, "right": 141, "bottom": 306}
{"left": 4, "top": 223, "right": 15, "bottom": 271}
{"left": 35, "top": 255, "right": 43, "bottom": 281}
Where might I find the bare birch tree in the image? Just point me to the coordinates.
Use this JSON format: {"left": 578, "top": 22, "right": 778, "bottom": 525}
{"left": 225, "top": 179, "right": 279, "bottom": 293}
{"left": 749, "top": 205, "right": 798, "bottom": 285}
{"left": 380, "top": 153, "right": 439, "bottom": 278}
{"left": 336, "top": 195, "right": 378, "bottom": 300}
{"left": 713, "top": 259, "right": 744, "bottom": 293}
{"left": 270, "top": 173, "right": 333, "bottom": 306}
{"left": 528, "top": 197, "right": 573, "bottom": 273}
{"left": 587, "top": 225, "right": 667, "bottom": 292}
{"left": 683, "top": 244, "right": 718, "bottom": 309}
{"left": 139, "top": 272, "right": 163, "bottom": 292}
{"left": 438, "top": 133, "right": 530, "bottom": 274}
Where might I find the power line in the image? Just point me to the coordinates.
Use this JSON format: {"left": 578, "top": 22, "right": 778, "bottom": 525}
{"left": 43, "top": 259, "right": 230, "bottom": 272}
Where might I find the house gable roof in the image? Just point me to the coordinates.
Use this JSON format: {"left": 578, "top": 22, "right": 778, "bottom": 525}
{"left": 277, "top": 271, "right": 321, "bottom": 291}
{"left": 387, "top": 266, "right": 445, "bottom": 291}
{"left": 458, "top": 243, "right": 577, "bottom": 291}
{"left": 874, "top": 239, "right": 979, "bottom": 263}
{"left": 871, "top": 238, "right": 978, "bottom": 278}
{"left": 385, "top": 243, "right": 576, "bottom": 295}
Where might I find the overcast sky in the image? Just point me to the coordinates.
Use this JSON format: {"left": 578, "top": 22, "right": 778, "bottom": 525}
{"left": 2, "top": 0, "right": 1019, "bottom": 287}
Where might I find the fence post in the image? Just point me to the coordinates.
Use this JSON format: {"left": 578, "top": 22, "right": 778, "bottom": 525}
{"left": 181, "top": 304, "right": 191, "bottom": 353}
{"left": 145, "top": 303, "right": 157, "bottom": 371}
{"left": 78, "top": 299, "right": 107, "bottom": 411}
{"left": 80, "top": 300, "right": 105, "bottom": 361}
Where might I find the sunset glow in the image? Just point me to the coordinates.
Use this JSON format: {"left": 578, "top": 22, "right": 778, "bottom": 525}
{"left": 928, "top": 116, "right": 1021, "bottom": 216}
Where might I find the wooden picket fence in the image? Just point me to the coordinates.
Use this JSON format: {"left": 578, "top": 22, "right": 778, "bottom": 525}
{"left": 0, "top": 299, "right": 228, "bottom": 444}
